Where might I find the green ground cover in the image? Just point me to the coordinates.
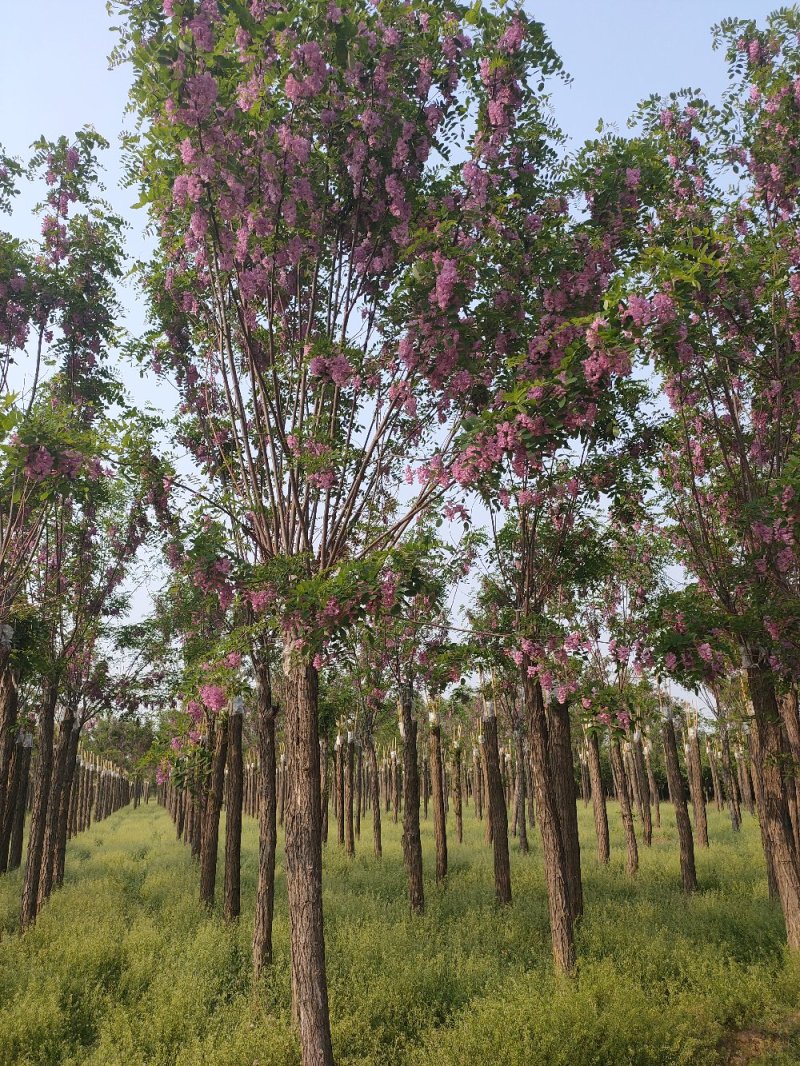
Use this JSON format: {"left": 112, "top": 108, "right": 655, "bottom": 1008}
{"left": 1, "top": 803, "right": 798, "bottom": 1065}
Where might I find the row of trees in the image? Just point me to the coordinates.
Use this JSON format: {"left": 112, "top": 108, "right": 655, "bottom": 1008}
{"left": 158, "top": 668, "right": 762, "bottom": 917}
{"left": 3, "top": 3, "right": 800, "bottom": 1064}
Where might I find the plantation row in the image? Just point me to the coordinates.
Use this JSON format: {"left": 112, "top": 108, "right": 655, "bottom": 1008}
{"left": 3, "top": 3, "right": 800, "bottom": 1064}
{"left": 158, "top": 695, "right": 762, "bottom": 945}
{"left": 0, "top": 735, "right": 141, "bottom": 925}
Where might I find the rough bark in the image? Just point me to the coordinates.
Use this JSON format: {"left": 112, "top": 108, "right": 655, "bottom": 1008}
{"left": 345, "top": 734, "right": 355, "bottom": 858}
{"left": 708, "top": 741, "right": 723, "bottom": 813}
{"left": 38, "top": 703, "right": 76, "bottom": 908}
{"left": 20, "top": 682, "right": 58, "bottom": 930}
{"left": 482, "top": 708, "right": 511, "bottom": 904}
{"left": 8, "top": 733, "right": 32, "bottom": 871}
{"left": 587, "top": 729, "right": 609, "bottom": 865}
{"left": 429, "top": 714, "right": 447, "bottom": 883}
{"left": 481, "top": 737, "right": 493, "bottom": 846}
{"left": 523, "top": 674, "right": 574, "bottom": 974}
{"left": 400, "top": 683, "right": 424, "bottom": 913}
{"left": 719, "top": 718, "right": 742, "bottom": 832}
{"left": 631, "top": 732, "right": 652, "bottom": 847}
{"left": 750, "top": 722, "right": 780, "bottom": 901}
{"left": 336, "top": 739, "right": 345, "bottom": 846}
{"left": 199, "top": 715, "right": 229, "bottom": 908}
{"left": 662, "top": 714, "right": 697, "bottom": 893}
{"left": 686, "top": 726, "right": 709, "bottom": 848}
{"left": 366, "top": 737, "right": 382, "bottom": 858}
{"left": 513, "top": 733, "right": 528, "bottom": 854}
{"left": 453, "top": 744, "right": 463, "bottom": 845}
{"left": 53, "top": 718, "right": 81, "bottom": 889}
{"left": 224, "top": 700, "right": 244, "bottom": 922}
{"left": 0, "top": 659, "right": 19, "bottom": 872}
{"left": 748, "top": 663, "right": 800, "bottom": 947}
{"left": 319, "top": 735, "right": 329, "bottom": 846}
{"left": 579, "top": 747, "right": 590, "bottom": 808}
{"left": 253, "top": 668, "right": 278, "bottom": 979}
{"left": 283, "top": 656, "right": 333, "bottom": 1066}
{"left": 548, "top": 700, "right": 582, "bottom": 919}
{"left": 739, "top": 740, "right": 755, "bottom": 817}
{"left": 609, "top": 737, "right": 638, "bottom": 877}
{"left": 355, "top": 742, "right": 362, "bottom": 841}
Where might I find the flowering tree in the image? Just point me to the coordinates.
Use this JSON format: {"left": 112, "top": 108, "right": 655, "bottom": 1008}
{"left": 592, "top": 11, "right": 800, "bottom": 946}
{"left": 17, "top": 428, "right": 150, "bottom": 929}
{"left": 112, "top": 1, "right": 570, "bottom": 1055}
{"left": 0, "top": 132, "right": 127, "bottom": 872}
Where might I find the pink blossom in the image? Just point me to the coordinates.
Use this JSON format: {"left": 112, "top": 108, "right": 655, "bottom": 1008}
{"left": 25, "top": 446, "right": 54, "bottom": 480}
{"left": 498, "top": 18, "right": 525, "bottom": 53}
{"left": 249, "top": 587, "right": 276, "bottom": 611}
{"left": 199, "top": 684, "right": 227, "bottom": 712}
{"left": 433, "top": 258, "right": 459, "bottom": 310}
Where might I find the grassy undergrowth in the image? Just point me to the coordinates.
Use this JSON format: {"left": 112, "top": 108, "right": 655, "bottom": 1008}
{"left": 1, "top": 801, "right": 798, "bottom": 1065}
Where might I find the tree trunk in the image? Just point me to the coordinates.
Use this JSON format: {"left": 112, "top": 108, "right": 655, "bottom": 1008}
{"left": 609, "top": 737, "right": 638, "bottom": 876}
{"left": 319, "top": 735, "right": 329, "bottom": 846}
{"left": 631, "top": 732, "right": 652, "bottom": 846}
{"left": 587, "top": 730, "right": 609, "bottom": 864}
{"left": 279, "top": 753, "right": 287, "bottom": 828}
{"left": 8, "top": 732, "right": 32, "bottom": 871}
{"left": 643, "top": 739, "right": 661, "bottom": 831}
{"left": 708, "top": 741, "right": 723, "bottom": 813}
{"left": 224, "top": 699, "right": 244, "bottom": 922}
{"left": 750, "top": 722, "right": 780, "bottom": 901}
{"left": 38, "top": 703, "right": 76, "bottom": 909}
{"left": 253, "top": 667, "right": 278, "bottom": 979}
{"left": 719, "top": 719, "right": 742, "bottom": 832}
{"left": 429, "top": 713, "right": 447, "bottom": 883}
{"left": 526, "top": 752, "right": 536, "bottom": 830}
{"left": 748, "top": 663, "right": 800, "bottom": 947}
{"left": 399, "top": 683, "right": 424, "bottom": 913}
{"left": 20, "top": 682, "right": 58, "bottom": 930}
{"left": 662, "top": 715, "right": 697, "bottom": 893}
{"left": 0, "top": 658, "right": 19, "bottom": 873}
{"left": 780, "top": 690, "right": 800, "bottom": 858}
{"left": 482, "top": 707, "right": 511, "bottom": 904}
{"left": 282, "top": 655, "right": 333, "bottom": 1065}
{"left": 473, "top": 748, "right": 483, "bottom": 821}
{"left": 739, "top": 741, "right": 755, "bottom": 817}
{"left": 344, "top": 733, "right": 355, "bottom": 858}
{"left": 453, "top": 745, "right": 463, "bottom": 845}
{"left": 548, "top": 700, "right": 582, "bottom": 919}
{"left": 579, "top": 747, "right": 590, "bottom": 808}
{"left": 481, "top": 737, "right": 493, "bottom": 846}
{"left": 523, "top": 674, "right": 574, "bottom": 974}
{"left": 200, "top": 715, "right": 229, "bottom": 908}
{"left": 0, "top": 732, "right": 22, "bottom": 873}
{"left": 355, "top": 742, "right": 362, "bottom": 841}
{"left": 336, "top": 739, "right": 345, "bottom": 845}
{"left": 686, "top": 726, "right": 709, "bottom": 847}
{"left": 366, "top": 738, "right": 382, "bottom": 858}
{"left": 513, "top": 733, "right": 528, "bottom": 854}
{"left": 53, "top": 717, "right": 81, "bottom": 889}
